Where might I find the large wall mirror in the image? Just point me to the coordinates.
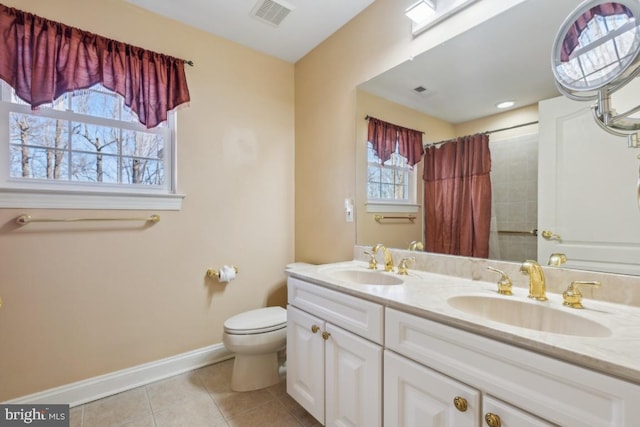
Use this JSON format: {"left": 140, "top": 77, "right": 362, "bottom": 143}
{"left": 356, "top": 0, "right": 640, "bottom": 276}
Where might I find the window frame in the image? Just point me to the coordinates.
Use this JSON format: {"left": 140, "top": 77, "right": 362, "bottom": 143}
{"left": 0, "top": 84, "right": 184, "bottom": 210}
{"left": 365, "top": 142, "right": 419, "bottom": 213}
{"left": 567, "top": 14, "right": 638, "bottom": 87}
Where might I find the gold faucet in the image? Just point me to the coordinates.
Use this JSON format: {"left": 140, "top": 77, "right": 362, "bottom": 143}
{"left": 371, "top": 243, "right": 394, "bottom": 272}
{"left": 397, "top": 257, "right": 415, "bottom": 275}
{"left": 562, "top": 281, "right": 601, "bottom": 309}
{"left": 548, "top": 253, "right": 567, "bottom": 266}
{"left": 486, "top": 266, "right": 513, "bottom": 296}
{"left": 520, "top": 260, "right": 548, "bottom": 301}
{"left": 364, "top": 250, "right": 378, "bottom": 270}
{"left": 408, "top": 240, "right": 424, "bottom": 251}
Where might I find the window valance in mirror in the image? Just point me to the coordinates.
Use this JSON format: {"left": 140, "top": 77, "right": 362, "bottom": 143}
{"left": 560, "top": 3, "right": 633, "bottom": 63}
{"left": 0, "top": 3, "right": 191, "bottom": 129}
{"left": 552, "top": 0, "right": 640, "bottom": 148}
{"left": 366, "top": 116, "right": 424, "bottom": 167}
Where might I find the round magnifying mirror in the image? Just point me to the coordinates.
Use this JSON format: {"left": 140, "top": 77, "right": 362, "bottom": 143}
{"left": 552, "top": 0, "right": 640, "bottom": 100}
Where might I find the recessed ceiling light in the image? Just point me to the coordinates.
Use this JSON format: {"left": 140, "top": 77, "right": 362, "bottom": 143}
{"left": 496, "top": 101, "right": 515, "bottom": 109}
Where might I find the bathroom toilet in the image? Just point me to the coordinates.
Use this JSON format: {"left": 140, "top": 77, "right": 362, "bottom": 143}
{"left": 222, "top": 306, "right": 287, "bottom": 392}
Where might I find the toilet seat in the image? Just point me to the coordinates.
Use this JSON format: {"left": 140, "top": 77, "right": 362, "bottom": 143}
{"left": 224, "top": 306, "right": 287, "bottom": 335}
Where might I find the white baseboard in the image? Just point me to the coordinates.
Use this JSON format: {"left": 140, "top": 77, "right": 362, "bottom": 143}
{"left": 5, "top": 343, "right": 233, "bottom": 407}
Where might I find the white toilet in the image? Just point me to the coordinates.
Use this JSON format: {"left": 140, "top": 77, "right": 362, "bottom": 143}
{"left": 222, "top": 306, "right": 287, "bottom": 392}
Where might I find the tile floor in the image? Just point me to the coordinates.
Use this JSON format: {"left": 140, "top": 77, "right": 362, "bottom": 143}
{"left": 69, "top": 358, "right": 321, "bottom": 427}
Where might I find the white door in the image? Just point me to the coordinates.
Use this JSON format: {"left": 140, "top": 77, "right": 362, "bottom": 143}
{"left": 384, "top": 350, "right": 479, "bottom": 427}
{"left": 286, "top": 305, "right": 325, "bottom": 424}
{"left": 538, "top": 86, "right": 640, "bottom": 275}
{"left": 483, "top": 395, "right": 556, "bottom": 427}
{"left": 325, "top": 323, "right": 382, "bottom": 427}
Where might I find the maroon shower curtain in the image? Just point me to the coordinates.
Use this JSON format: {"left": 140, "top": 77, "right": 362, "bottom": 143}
{"left": 423, "top": 134, "right": 492, "bottom": 258}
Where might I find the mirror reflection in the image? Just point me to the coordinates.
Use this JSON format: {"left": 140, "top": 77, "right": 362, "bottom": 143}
{"left": 553, "top": 1, "right": 640, "bottom": 97}
{"left": 356, "top": 90, "right": 540, "bottom": 263}
{"left": 552, "top": 0, "right": 640, "bottom": 147}
{"left": 355, "top": 0, "right": 640, "bottom": 275}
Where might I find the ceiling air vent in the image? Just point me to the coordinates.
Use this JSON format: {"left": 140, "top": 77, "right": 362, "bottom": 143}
{"left": 251, "top": 0, "right": 295, "bottom": 27}
{"left": 412, "top": 86, "right": 432, "bottom": 97}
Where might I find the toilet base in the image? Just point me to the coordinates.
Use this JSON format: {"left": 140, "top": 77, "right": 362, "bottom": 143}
{"left": 231, "top": 352, "right": 283, "bottom": 392}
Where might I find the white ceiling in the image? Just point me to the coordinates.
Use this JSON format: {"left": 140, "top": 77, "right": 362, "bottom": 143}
{"left": 359, "top": 0, "right": 581, "bottom": 124}
{"left": 124, "top": 0, "right": 375, "bottom": 63}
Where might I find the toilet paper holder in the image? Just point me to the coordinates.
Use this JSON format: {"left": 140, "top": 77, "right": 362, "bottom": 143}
{"left": 206, "top": 266, "right": 239, "bottom": 280}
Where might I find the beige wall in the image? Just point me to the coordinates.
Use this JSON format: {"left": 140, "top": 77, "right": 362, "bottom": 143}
{"left": 0, "top": 0, "right": 294, "bottom": 400}
{"left": 294, "top": 0, "right": 529, "bottom": 264}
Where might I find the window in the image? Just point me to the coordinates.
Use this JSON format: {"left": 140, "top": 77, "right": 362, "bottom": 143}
{"left": 560, "top": 9, "right": 638, "bottom": 89}
{"left": 366, "top": 141, "right": 418, "bottom": 213}
{"left": 0, "top": 81, "right": 183, "bottom": 210}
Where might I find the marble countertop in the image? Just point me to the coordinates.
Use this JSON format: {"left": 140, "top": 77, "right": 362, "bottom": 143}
{"left": 287, "top": 260, "right": 640, "bottom": 385}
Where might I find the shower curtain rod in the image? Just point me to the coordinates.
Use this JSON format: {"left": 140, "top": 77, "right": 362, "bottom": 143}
{"left": 485, "top": 120, "right": 539, "bottom": 135}
{"left": 425, "top": 120, "right": 539, "bottom": 148}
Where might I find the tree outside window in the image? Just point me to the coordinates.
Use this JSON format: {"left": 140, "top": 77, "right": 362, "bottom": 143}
{"left": 3, "top": 82, "right": 171, "bottom": 190}
{"left": 367, "top": 141, "right": 412, "bottom": 203}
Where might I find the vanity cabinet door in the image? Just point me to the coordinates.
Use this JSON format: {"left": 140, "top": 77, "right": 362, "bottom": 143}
{"left": 287, "top": 305, "right": 325, "bottom": 424}
{"left": 483, "top": 395, "right": 556, "bottom": 427}
{"left": 384, "top": 350, "right": 480, "bottom": 427}
{"left": 325, "top": 323, "right": 382, "bottom": 427}
{"left": 287, "top": 304, "right": 383, "bottom": 427}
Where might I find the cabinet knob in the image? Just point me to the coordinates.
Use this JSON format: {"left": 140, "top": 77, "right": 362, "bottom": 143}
{"left": 453, "top": 396, "right": 468, "bottom": 412}
{"left": 485, "top": 412, "right": 502, "bottom": 427}
{"left": 322, "top": 331, "right": 331, "bottom": 340}
{"left": 311, "top": 324, "right": 320, "bottom": 333}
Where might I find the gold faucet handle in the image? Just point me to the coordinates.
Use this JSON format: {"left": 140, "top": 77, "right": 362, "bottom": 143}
{"left": 487, "top": 266, "right": 513, "bottom": 296}
{"left": 548, "top": 253, "right": 567, "bottom": 266}
{"left": 397, "top": 257, "right": 415, "bottom": 275}
{"left": 408, "top": 240, "right": 424, "bottom": 251}
{"left": 562, "top": 280, "right": 601, "bottom": 309}
{"left": 364, "top": 251, "right": 377, "bottom": 270}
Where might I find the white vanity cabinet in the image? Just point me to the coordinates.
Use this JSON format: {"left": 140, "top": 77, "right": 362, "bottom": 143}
{"left": 287, "top": 277, "right": 383, "bottom": 426}
{"left": 385, "top": 308, "right": 640, "bottom": 426}
{"left": 384, "top": 349, "right": 553, "bottom": 426}
{"left": 384, "top": 349, "right": 480, "bottom": 426}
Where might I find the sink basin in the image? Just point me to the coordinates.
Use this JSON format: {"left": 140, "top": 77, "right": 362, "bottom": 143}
{"left": 327, "top": 269, "right": 404, "bottom": 286}
{"left": 447, "top": 295, "right": 612, "bottom": 337}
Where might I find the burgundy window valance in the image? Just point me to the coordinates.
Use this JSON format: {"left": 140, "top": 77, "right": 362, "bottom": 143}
{"left": 367, "top": 116, "right": 424, "bottom": 167}
{"left": 0, "top": 3, "right": 191, "bottom": 128}
{"left": 561, "top": 3, "right": 632, "bottom": 62}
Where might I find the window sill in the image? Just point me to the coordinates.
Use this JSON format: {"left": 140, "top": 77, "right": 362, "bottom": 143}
{"left": 366, "top": 202, "right": 420, "bottom": 213}
{"left": 0, "top": 188, "right": 185, "bottom": 210}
